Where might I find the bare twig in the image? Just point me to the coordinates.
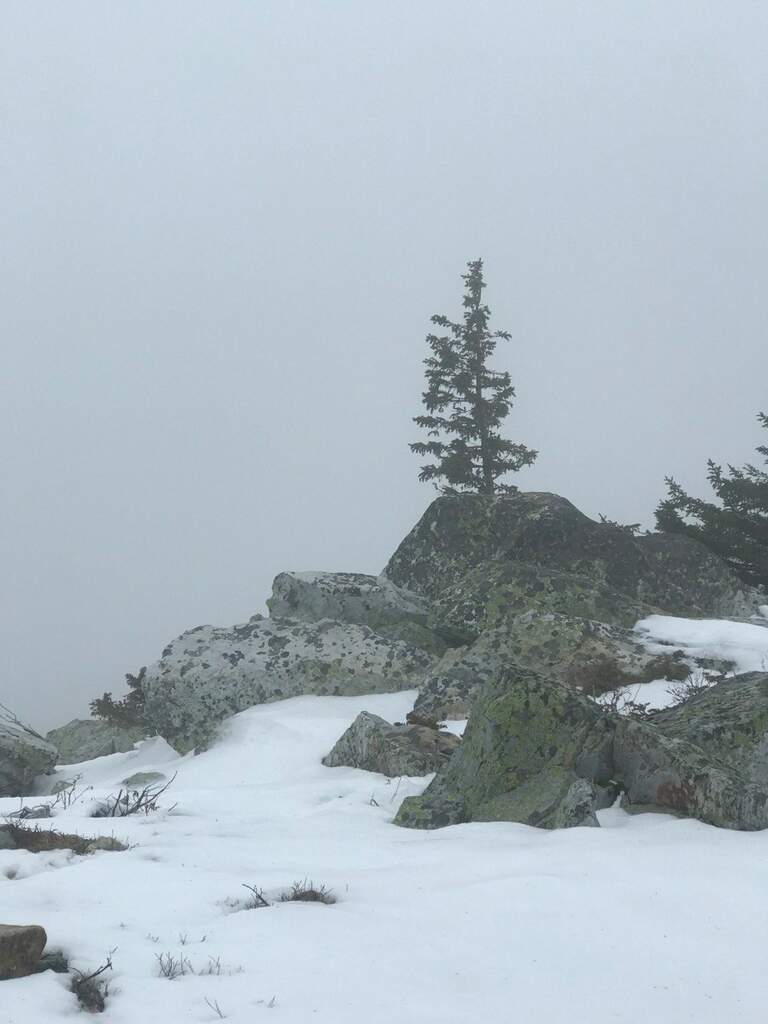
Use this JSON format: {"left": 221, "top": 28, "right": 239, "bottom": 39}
{"left": 93, "top": 773, "right": 177, "bottom": 818}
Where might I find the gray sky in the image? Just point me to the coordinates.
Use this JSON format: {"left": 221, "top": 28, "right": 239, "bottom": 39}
{"left": 2, "top": 2, "right": 766, "bottom": 732}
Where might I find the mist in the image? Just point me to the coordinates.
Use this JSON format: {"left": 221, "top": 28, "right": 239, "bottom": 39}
{"left": 2, "top": 1, "right": 766, "bottom": 731}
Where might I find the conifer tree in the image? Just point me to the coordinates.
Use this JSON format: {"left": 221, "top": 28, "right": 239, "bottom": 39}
{"left": 656, "top": 412, "right": 768, "bottom": 589}
{"left": 411, "top": 260, "right": 536, "bottom": 494}
{"left": 90, "top": 667, "right": 148, "bottom": 730}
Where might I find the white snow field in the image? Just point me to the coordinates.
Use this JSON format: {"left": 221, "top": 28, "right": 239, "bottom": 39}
{"left": 2, "top": 664, "right": 768, "bottom": 1021}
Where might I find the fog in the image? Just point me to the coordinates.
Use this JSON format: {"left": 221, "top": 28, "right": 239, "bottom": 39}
{"left": 1, "top": 2, "right": 766, "bottom": 731}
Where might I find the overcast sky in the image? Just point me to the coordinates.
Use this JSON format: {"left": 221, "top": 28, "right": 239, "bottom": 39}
{"left": 1, "top": 2, "right": 766, "bottom": 732}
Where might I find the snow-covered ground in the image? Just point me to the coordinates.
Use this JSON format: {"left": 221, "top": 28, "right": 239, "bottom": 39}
{"left": 3, "top": 684, "right": 768, "bottom": 1023}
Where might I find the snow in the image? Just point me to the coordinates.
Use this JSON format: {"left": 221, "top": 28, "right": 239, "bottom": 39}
{"left": 440, "top": 718, "right": 468, "bottom": 737}
{"left": 599, "top": 677, "right": 683, "bottom": 712}
{"left": 635, "top": 614, "right": 768, "bottom": 674}
{"left": 2, "top": 683, "right": 767, "bottom": 1021}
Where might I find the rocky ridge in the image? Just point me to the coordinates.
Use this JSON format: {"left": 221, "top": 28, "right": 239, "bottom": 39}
{"left": 14, "top": 490, "right": 765, "bottom": 835}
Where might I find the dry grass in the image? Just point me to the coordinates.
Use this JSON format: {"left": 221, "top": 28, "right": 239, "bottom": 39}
{"left": 279, "top": 880, "right": 336, "bottom": 905}
{"left": 2, "top": 822, "right": 127, "bottom": 855}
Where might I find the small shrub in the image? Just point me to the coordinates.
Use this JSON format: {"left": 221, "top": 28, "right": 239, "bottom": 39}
{"left": 52, "top": 775, "right": 92, "bottom": 810}
{"left": 70, "top": 955, "right": 114, "bottom": 1013}
{"left": 241, "top": 884, "right": 269, "bottom": 909}
{"left": 595, "top": 689, "right": 651, "bottom": 719}
{"left": 667, "top": 669, "right": 717, "bottom": 706}
{"left": 92, "top": 774, "right": 176, "bottom": 818}
{"left": 569, "top": 656, "right": 636, "bottom": 698}
{"left": 156, "top": 952, "right": 193, "bottom": 979}
{"left": 279, "top": 880, "right": 336, "bottom": 905}
{"left": 156, "top": 952, "right": 242, "bottom": 979}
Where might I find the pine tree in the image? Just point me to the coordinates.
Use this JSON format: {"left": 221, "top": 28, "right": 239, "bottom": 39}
{"left": 411, "top": 260, "right": 536, "bottom": 494}
{"left": 655, "top": 412, "right": 768, "bottom": 589}
{"left": 90, "top": 667, "right": 148, "bottom": 730}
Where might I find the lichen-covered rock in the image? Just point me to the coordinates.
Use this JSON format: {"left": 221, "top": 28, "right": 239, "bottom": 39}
{"left": 0, "top": 925, "right": 47, "bottom": 980}
{"left": 414, "top": 611, "right": 694, "bottom": 719}
{"left": 395, "top": 668, "right": 615, "bottom": 830}
{"left": 429, "top": 560, "right": 656, "bottom": 633}
{"left": 397, "top": 666, "right": 768, "bottom": 832}
{"left": 267, "top": 571, "right": 458, "bottom": 655}
{"left": 614, "top": 717, "right": 768, "bottom": 830}
{"left": 384, "top": 493, "right": 760, "bottom": 629}
{"left": 142, "top": 615, "right": 435, "bottom": 750}
{"left": 650, "top": 673, "right": 768, "bottom": 787}
{"left": 45, "top": 719, "right": 146, "bottom": 765}
{"left": 269, "top": 571, "right": 427, "bottom": 627}
{"left": 0, "top": 707, "right": 57, "bottom": 797}
{"left": 322, "top": 711, "right": 459, "bottom": 777}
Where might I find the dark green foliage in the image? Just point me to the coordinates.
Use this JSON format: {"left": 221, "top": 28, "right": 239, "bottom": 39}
{"left": 656, "top": 412, "right": 768, "bottom": 589}
{"left": 90, "top": 667, "right": 148, "bottom": 730}
{"left": 411, "top": 259, "right": 536, "bottom": 494}
{"left": 598, "top": 514, "right": 642, "bottom": 535}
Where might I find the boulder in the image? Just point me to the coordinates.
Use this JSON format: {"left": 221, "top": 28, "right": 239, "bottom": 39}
{"left": 268, "top": 571, "right": 468, "bottom": 654}
{"left": 614, "top": 717, "right": 768, "bottom": 829}
{"left": 414, "top": 611, "right": 694, "bottom": 719}
{"left": 0, "top": 925, "right": 47, "bottom": 981}
{"left": 142, "top": 615, "right": 435, "bottom": 750}
{"left": 384, "top": 493, "right": 760, "bottom": 630}
{"left": 650, "top": 673, "right": 768, "bottom": 787}
{"left": 395, "top": 667, "right": 616, "bottom": 830}
{"left": 396, "top": 667, "right": 768, "bottom": 832}
{"left": 322, "top": 711, "right": 459, "bottom": 777}
{"left": 0, "top": 706, "right": 57, "bottom": 797}
{"left": 46, "top": 718, "right": 146, "bottom": 765}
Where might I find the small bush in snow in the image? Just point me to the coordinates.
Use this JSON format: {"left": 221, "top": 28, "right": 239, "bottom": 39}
{"left": 241, "top": 884, "right": 270, "bottom": 909}
{"left": 279, "top": 880, "right": 336, "bottom": 905}
{"left": 156, "top": 952, "right": 243, "bottom": 979}
{"left": 91, "top": 773, "right": 177, "bottom": 818}
{"left": 52, "top": 775, "right": 92, "bottom": 811}
{"left": 667, "top": 669, "right": 718, "bottom": 706}
{"left": 594, "top": 690, "right": 651, "bottom": 719}
{"left": 70, "top": 954, "right": 114, "bottom": 1013}
{"left": 156, "top": 952, "right": 193, "bottom": 980}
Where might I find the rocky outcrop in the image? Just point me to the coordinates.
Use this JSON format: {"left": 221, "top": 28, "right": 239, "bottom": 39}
{"left": 385, "top": 493, "right": 760, "bottom": 631}
{"left": 414, "top": 611, "right": 695, "bottom": 719}
{"left": 650, "top": 673, "right": 768, "bottom": 787}
{"left": 322, "top": 711, "right": 459, "bottom": 777}
{"left": 395, "top": 668, "right": 616, "bottom": 830}
{"left": 45, "top": 719, "right": 146, "bottom": 765}
{"left": 142, "top": 615, "right": 434, "bottom": 750}
{"left": 0, "top": 925, "right": 47, "bottom": 981}
{"left": 267, "top": 571, "right": 461, "bottom": 654}
{"left": 613, "top": 717, "right": 768, "bottom": 828}
{"left": 395, "top": 668, "right": 768, "bottom": 832}
{"left": 0, "top": 706, "right": 57, "bottom": 797}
